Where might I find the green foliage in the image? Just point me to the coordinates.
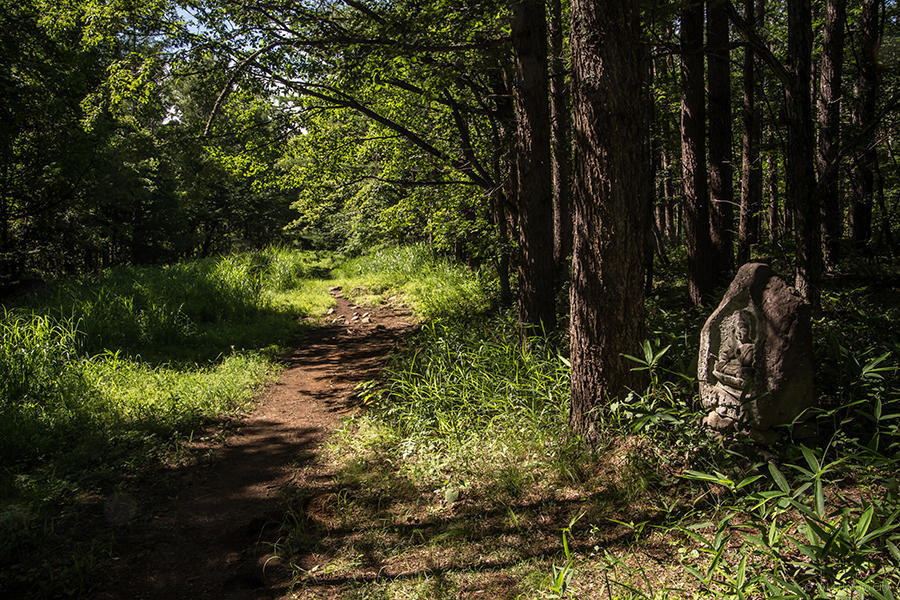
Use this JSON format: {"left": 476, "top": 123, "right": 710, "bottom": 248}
{"left": 0, "top": 247, "right": 333, "bottom": 597}
{"left": 281, "top": 107, "right": 496, "bottom": 259}
{"left": 307, "top": 254, "right": 899, "bottom": 599}
{"left": 1, "top": 247, "right": 329, "bottom": 470}
{"left": 363, "top": 313, "right": 568, "bottom": 450}
{"left": 334, "top": 245, "right": 494, "bottom": 319}
{"left": 679, "top": 447, "right": 900, "bottom": 598}
{"left": 34, "top": 246, "right": 331, "bottom": 359}
{"left": 0, "top": 313, "right": 99, "bottom": 462}
{"left": 0, "top": 0, "right": 298, "bottom": 284}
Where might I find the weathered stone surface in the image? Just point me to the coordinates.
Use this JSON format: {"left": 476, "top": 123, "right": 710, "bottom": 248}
{"left": 698, "top": 263, "right": 815, "bottom": 435}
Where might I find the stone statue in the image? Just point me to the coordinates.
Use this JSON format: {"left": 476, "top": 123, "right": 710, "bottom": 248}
{"left": 698, "top": 264, "right": 815, "bottom": 439}
{"left": 712, "top": 309, "right": 756, "bottom": 395}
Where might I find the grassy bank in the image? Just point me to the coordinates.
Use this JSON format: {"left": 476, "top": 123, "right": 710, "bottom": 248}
{"left": 276, "top": 251, "right": 899, "bottom": 599}
{"left": 0, "top": 247, "right": 335, "bottom": 595}
{"left": 332, "top": 245, "right": 495, "bottom": 320}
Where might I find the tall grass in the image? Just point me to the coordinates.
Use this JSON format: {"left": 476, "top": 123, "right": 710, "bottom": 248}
{"left": 35, "top": 247, "right": 333, "bottom": 359}
{"left": 0, "top": 247, "right": 332, "bottom": 504}
{"left": 334, "top": 245, "right": 494, "bottom": 319}
{"left": 335, "top": 312, "right": 580, "bottom": 496}
{"left": 0, "top": 247, "right": 337, "bottom": 597}
{"left": 0, "top": 313, "right": 100, "bottom": 463}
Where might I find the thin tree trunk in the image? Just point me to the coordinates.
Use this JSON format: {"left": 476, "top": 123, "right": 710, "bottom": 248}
{"left": 816, "top": 0, "right": 846, "bottom": 270}
{"left": 874, "top": 155, "right": 893, "bottom": 250}
{"left": 549, "top": 0, "right": 572, "bottom": 271}
{"left": 681, "top": 0, "right": 714, "bottom": 305}
{"left": 767, "top": 152, "right": 780, "bottom": 242}
{"left": 849, "top": 0, "right": 881, "bottom": 247}
{"left": 511, "top": 0, "right": 556, "bottom": 335}
{"left": 738, "top": 0, "right": 763, "bottom": 265}
{"left": 492, "top": 195, "right": 513, "bottom": 306}
{"left": 569, "top": 0, "right": 650, "bottom": 443}
{"left": 661, "top": 148, "right": 676, "bottom": 242}
{"left": 707, "top": 0, "right": 734, "bottom": 278}
{"left": 786, "top": 0, "right": 820, "bottom": 305}
{"left": 659, "top": 99, "right": 678, "bottom": 244}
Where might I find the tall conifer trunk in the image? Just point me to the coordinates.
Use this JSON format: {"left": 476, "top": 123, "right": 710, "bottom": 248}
{"left": 511, "top": 0, "right": 556, "bottom": 335}
{"left": 850, "top": 0, "right": 881, "bottom": 247}
{"left": 738, "top": 0, "right": 763, "bottom": 265}
{"left": 817, "top": 0, "right": 846, "bottom": 270}
{"left": 786, "top": 0, "right": 820, "bottom": 305}
{"left": 549, "top": 0, "right": 572, "bottom": 271}
{"left": 569, "top": 0, "right": 650, "bottom": 443}
{"left": 681, "top": 0, "right": 714, "bottom": 305}
{"left": 767, "top": 152, "right": 780, "bottom": 242}
{"left": 707, "top": 0, "right": 734, "bottom": 277}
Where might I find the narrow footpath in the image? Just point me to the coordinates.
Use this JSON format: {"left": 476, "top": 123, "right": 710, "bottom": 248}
{"left": 98, "top": 290, "right": 413, "bottom": 600}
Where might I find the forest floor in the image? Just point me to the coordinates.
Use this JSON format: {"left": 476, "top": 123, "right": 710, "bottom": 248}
{"left": 95, "top": 289, "right": 414, "bottom": 600}
{"left": 6, "top": 247, "right": 897, "bottom": 599}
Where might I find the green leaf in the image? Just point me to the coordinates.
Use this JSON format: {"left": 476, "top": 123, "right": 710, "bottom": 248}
{"left": 768, "top": 462, "right": 790, "bottom": 493}
{"left": 854, "top": 505, "right": 874, "bottom": 540}
{"left": 815, "top": 479, "right": 825, "bottom": 518}
{"left": 744, "top": 534, "right": 768, "bottom": 548}
{"left": 683, "top": 564, "right": 706, "bottom": 583}
{"left": 682, "top": 470, "right": 734, "bottom": 488}
{"left": 886, "top": 540, "right": 900, "bottom": 563}
{"left": 804, "top": 517, "right": 829, "bottom": 545}
{"left": 800, "top": 446, "right": 820, "bottom": 473}
{"left": 736, "top": 475, "right": 763, "bottom": 490}
{"left": 736, "top": 553, "right": 747, "bottom": 587}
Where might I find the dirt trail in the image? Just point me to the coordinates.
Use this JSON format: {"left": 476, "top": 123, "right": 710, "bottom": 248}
{"left": 98, "top": 291, "right": 413, "bottom": 600}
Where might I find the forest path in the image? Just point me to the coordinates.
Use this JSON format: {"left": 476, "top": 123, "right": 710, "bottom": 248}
{"left": 98, "top": 290, "right": 413, "bottom": 600}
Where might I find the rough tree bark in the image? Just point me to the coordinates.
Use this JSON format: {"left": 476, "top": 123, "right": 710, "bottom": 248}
{"left": 786, "top": 0, "right": 820, "bottom": 305}
{"left": 816, "top": 0, "right": 846, "bottom": 270}
{"left": 511, "top": 0, "right": 556, "bottom": 335}
{"left": 707, "top": 0, "right": 734, "bottom": 278}
{"left": 569, "top": 0, "right": 650, "bottom": 442}
{"left": 849, "top": 0, "right": 881, "bottom": 247}
{"left": 738, "top": 0, "right": 763, "bottom": 265}
{"left": 681, "top": 0, "right": 714, "bottom": 305}
{"left": 549, "top": 0, "right": 573, "bottom": 271}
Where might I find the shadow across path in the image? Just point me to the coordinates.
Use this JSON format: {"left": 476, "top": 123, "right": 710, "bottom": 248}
{"left": 97, "top": 292, "right": 413, "bottom": 600}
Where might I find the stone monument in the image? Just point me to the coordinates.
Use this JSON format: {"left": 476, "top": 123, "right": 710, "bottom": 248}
{"left": 698, "top": 263, "right": 815, "bottom": 437}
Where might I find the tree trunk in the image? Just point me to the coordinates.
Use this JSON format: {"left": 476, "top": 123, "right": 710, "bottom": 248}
{"left": 816, "top": 0, "right": 846, "bottom": 270}
{"left": 849, "top": 0, "right": 881, "bottom": 247}
{"left": 659, "top": 96, "right": 678, "bottom": 244}
{"left": 738, "top": 0, "right": 763, "bottom": 265}
{"left": 707, "top": 0, "right": 734, "bottom": 278}
{"left": 661, "top": 148, "right": 676, "bottom": 243}
{"left": 874, "top": 155, "right": 894, "bottom": 249}
{"left": 511, "top": 0, "right": 557, "bottom": 335}
{"left": 786, "top": 0, "right": 820, "bottom": 305}
{"left": 492, "top": 194, "right": 513, "bottom": 306}
{"left": 767, "top": 152, "right": 779, "bottom": 242}
{"left": 569, "top": 0, "right": 650, "bottom": 443}
{"left": 681, "top": 0, "right": 714, "bottom": 306}
{"left": 549, "top": 0, "right": 573, "bottom": 271}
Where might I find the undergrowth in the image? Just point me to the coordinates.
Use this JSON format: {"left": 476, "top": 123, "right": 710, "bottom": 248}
{"left": 0, "top": 247, "right": 334, "bottom": 597}
{"left": 279, "top": 252, "right": 899, "bottom": 599}
{"left": 332, "top": 245, "right": 495, "bottom": 320}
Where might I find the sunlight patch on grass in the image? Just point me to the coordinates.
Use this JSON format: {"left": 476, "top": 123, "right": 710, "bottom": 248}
{"left": 332, "top": 245, "right": 494, "bottom": 320}
{"left": 0, "top": 247, "right": 337, "bottom": 597}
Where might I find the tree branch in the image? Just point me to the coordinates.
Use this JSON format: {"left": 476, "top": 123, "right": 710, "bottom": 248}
{"left": 725, "top": 1, "right": 792, "bottom": 87}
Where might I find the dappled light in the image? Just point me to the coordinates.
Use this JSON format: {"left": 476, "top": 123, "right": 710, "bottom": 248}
{"left": 1, "top": 0, "right": 898, "bottom": 597}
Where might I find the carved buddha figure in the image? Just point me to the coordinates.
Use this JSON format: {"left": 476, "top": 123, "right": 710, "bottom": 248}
{"left": 712, "top": 309, "right": 756, "bottom": 396}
